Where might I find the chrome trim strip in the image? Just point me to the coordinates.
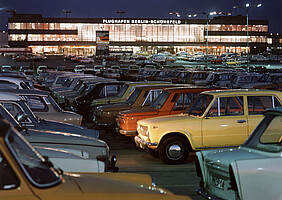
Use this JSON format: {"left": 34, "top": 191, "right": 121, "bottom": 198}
{"left": 196, "top": 188, "right": 220, "bottom": 200}
{"left": 195, "top": 145, "right": 238, "bottom": 150}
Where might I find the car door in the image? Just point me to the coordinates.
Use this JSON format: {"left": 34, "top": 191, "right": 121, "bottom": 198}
{"left": 247, "top": 95, "right": 282, "bottom": 134}
{"left": 202, "top": 96, "right": 248, "bottom": 147}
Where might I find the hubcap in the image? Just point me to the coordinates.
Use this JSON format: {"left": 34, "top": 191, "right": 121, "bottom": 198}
{"left": 168, "top": 144, "right": 182, "bottom": 158}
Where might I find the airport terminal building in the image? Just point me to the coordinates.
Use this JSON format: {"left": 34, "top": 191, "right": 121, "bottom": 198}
{"left": 7, "top": 13, "right": 270, "bottom": 56}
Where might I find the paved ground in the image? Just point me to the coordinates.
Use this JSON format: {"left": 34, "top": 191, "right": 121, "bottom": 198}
{"left": 96, "top": 128, "right": 205, "bottom": 200}
{"left": 1, "top": 54, "right": 280, "bottom": 199}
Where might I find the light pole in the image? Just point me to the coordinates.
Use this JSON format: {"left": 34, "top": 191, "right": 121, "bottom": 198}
{"left": 62, "top": 9, "right": 71, "bottom": 18}
{"left": 202, "top": 11, "right": 217, "bottom": 69}
{"left": 169, "top": 11, "right": 180, "bottom": 19}
{"left": 233, "top": 3, "right": 262, "bottom": 69}
{"left": 186, "top": 14, "right": 197, "bottom": 54}
{"left": 116, "top": 11, "right": 125, "bottom": 18}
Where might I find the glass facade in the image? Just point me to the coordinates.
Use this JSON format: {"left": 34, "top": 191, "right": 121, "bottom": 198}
{"left": 8, "top": 15, "right": 269, "bottom": 55}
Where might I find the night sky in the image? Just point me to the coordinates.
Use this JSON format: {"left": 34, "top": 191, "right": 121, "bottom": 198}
{"left": 0, "top": 0, "right": 281, "bottom": 32}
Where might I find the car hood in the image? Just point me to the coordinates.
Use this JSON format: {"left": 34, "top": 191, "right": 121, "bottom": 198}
{"left": 119, "top": 107, "right": 158, "bottom": 117}
{"left": 42, "top": 173, "right": 179, "bottom": 198}
{"left": 37, "top": 119, "right": 99, "bottom": 138}
{"left": 139, "top": 113, "right": 193, "bottom": 125}
{"left": 97, "top": 103, "right": 130, "bottom": 112}
{"left": 25, "top": 128, "right": 106, "bottom": 147}
{"left": 202, "top": 147, "right": 270, "bottom": 172}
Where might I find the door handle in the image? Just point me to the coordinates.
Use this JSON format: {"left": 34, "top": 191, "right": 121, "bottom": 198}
{"left": 237, "top": 120, "right": 246, "bottom": 123}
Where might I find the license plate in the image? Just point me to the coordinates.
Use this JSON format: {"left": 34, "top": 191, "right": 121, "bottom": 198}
{"left": 212, "top": 176, "right": 224, "bottom": 190}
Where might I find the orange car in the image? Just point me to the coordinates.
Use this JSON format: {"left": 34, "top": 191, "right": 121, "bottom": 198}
{"left": 117, "top": 87, "right": 219, "bottom": 137}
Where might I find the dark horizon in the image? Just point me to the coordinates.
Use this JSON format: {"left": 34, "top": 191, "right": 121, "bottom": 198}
{"left": 0, "top": 0, "right": 281, "bottom": 33}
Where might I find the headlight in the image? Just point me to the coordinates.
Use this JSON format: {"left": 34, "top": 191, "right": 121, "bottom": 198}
{"left": 138, "top": 125, "right": 149, "bottom": 137}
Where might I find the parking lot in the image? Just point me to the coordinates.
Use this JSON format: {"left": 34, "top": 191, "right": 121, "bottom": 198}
{"left": 1, "top": 54, "right": 281, "bottom": 200}
{"left": 97, "top": 128, "right": 204, "bottom": 200}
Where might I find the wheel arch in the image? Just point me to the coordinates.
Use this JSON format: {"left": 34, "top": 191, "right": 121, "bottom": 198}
{"left": 158, "top": 132, "right": 193, "bottom": 151}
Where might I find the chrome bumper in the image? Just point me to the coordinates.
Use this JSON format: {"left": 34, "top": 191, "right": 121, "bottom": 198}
{"left": 134, "top": 136, "right": 157, "bottom": 149}
{"left": 119, "top": 129, "right": 137, "bottom": 137}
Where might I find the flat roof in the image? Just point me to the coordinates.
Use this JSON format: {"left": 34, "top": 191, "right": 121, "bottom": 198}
{"left": 8, "top": 14, "right": 268, "bottom": 25}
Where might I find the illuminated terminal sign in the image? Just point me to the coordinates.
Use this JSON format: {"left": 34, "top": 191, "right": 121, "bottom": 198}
{"left": 102, "top": 19, "right": 181, "bottom": 24}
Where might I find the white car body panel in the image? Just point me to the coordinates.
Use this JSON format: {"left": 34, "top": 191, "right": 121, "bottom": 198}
{"left": 231, "top": 157, "right": 282, "bottom": 200}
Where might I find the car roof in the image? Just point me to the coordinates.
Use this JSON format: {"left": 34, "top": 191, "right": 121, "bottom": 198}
{"left": 0, "top": 92, "right": 23, "bottom": 101}
{"left": 0, "top": 89, "right": 50, "bottom": 96}
{"left": 202, "top": 89, "right": 282, "bottom": 96}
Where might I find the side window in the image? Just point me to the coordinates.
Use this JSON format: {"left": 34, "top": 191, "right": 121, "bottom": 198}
{"left": 0, "top": 153, "right": 20, "bottom": 190}
{"left": 173, "top": 93, "right": 197, "bottom": 111}
{"left": 143, "top": 90, "right": 162, "bottom": 106}
{"left": 248, "top": 96, "right": 282, "bottom": 115}
{"left": 208, "top": 96, "right": 244, "bottom": 117}
{"left": 105, "top": 85, "right": 121, "bottom": 97}
{"left": 98, "top": 87, "right": 106, "bottom": 97}
{"left": 21, "top": 96, "right": 48, "bottom": 112}
{"left": 2, "top": 103, "right": 31, "bottom": 123}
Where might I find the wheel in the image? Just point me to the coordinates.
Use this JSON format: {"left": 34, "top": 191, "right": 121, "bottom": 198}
{"left": 147, "top": 148, "right": 160, "bottom": 158}
{"left": 159, "top": 136, "right": 189, "bottom": 165}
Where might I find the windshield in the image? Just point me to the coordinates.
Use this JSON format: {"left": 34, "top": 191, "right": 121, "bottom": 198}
{"left": 73, "top": 81, "right": 83, "bottom": 91}
{"left": 47, "top": 96, "right": 62, "bottom": 112}
{"left": 56, "top": 77, "right": 67, "bottom": 85}
{"left": 244, "top": 114, "right": 282, "bottom": 153}
{"left": 126, "top": 87, "right": 141, "bottom": 105}
{"left": 117, "top": 84, "right": 129, "bottom": 98}
{"left": 7, "top": 127, "right": 61, "bottom": 187}
{"left": 185, "top": 94, "right": 213, "bottom": 116}
{"left": 151, "top": 91, "right": 170, "bottom": 109}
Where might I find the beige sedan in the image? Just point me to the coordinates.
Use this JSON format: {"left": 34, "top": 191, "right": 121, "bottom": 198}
{"left": 0, "top": 89, "right": 83, "bottom": 125}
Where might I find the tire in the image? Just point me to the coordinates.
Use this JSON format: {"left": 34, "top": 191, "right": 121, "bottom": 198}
{"left": 159, "top": 136, "right": 189, "bottom": 165}
{"left": 147, "top": 148, "right": 160, "bottom": 158}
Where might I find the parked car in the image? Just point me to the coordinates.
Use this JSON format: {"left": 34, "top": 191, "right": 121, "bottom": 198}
{"left": 52, "top": 76, "right": 104, "bottom": 106}
{"left": 72, "top": 81, "right": 125, "bottom": 120}
{"left": 150, "top": 54, "right": 166, "bottom": 65}
{"left": 118, "top": 56, "right": 136, "bottom": 64}
{"left": 64, "top": 79, "right": 113, "bottom": 110}
{"left": 135, "top": 89, "right": 282, "bottom": 164}
{"left": 0, "top": 89, "right": 83, "bottom": 125}
{"left": 35, "top": 146, "right": 106, "bottom": 173}
{"left": 196, "top": 106, "right": 282, "bottom": 200}
{"left": 226, "top": 73, "right": 262, "bottom": 89}
{"left": 90, "top": 81, "right": 171, "bottom": 108}
{"left": 74, "top": 65, "right": 86, "bottom": 73}
{"left": 93, "top": 65, "right": 106, "bottom": 76}
{"left": 13, "top": 55, "right": 30, "bottom": 62}
{"left": 1, "top": 65, "right": 12, "bottom": 72}
{"left": 225, "top": 59, "right": 239, "bottom": 65}
{"left": 0, "top": 119, "right": 191, "bottom": 200}
{"left": 0, "top": 77, "right": 32, "bottom": 89}
{"left": 80, "top": 57, "right": 94, "bottom": 64}
{"left": 0, "top": 92, "right": 99, "bottom": 138}
{"left": 241, "top": 73, "right": 282, "bottom": 89}
{"left": 93, "top": 84, "right": 176, "bottom": 129}
{"left": 31, "top": 54, "right": 47, "bottom": 62}
{"left": 102, "top": 69, "right": 120, "bottom": 79}
{"left": 36, "top": 65, "right": 47, "bottom": 75}
{"left": 117, "top": 87, "right": 218, "bottom": 138}
{"left": 0, "top": 103, "right": 115, "bottom": 171}
{"left": 121, "top": 69, "right": 140, "bottom": 81}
